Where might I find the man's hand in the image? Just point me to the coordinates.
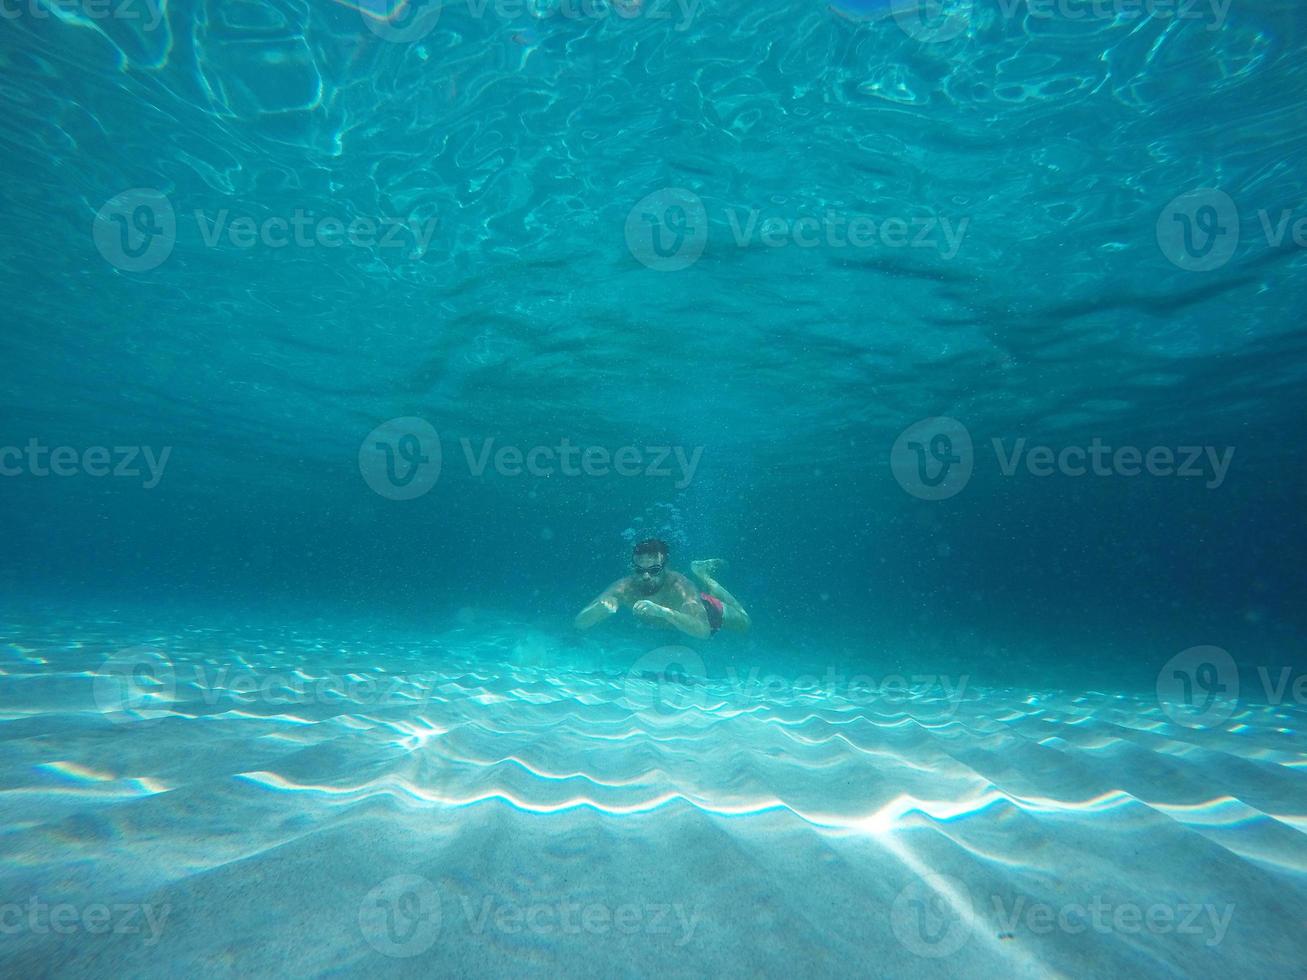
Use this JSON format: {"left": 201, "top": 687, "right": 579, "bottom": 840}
{"left": 636, "top": 596, "right": 711, "bottom": 640}
{"left": 632, "top": 599, "right": 669, "bottom": 624}
{"left": 575, "top": 593, "right": 622, "bottom": 631}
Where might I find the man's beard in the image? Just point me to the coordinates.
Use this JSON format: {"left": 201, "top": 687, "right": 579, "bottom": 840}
{"left": 639, "top": 578, "right": 660, "bottom": 595}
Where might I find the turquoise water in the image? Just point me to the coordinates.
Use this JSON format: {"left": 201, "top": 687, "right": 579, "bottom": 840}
{"left": 2, "top": 0, "right": 1306, "bottom": 976}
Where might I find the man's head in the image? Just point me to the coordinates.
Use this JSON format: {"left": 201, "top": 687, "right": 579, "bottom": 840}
{"left": 631, "top": 538, "right": 669, "bottom": 595}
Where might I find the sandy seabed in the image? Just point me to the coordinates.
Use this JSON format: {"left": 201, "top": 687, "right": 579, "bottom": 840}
{"left": 1, "top": 618, "right": 1304, "bottom": 978}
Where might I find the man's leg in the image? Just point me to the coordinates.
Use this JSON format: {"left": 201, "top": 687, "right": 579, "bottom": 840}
{"left": 690, "top": 559, "right": 750, "bottom": 632}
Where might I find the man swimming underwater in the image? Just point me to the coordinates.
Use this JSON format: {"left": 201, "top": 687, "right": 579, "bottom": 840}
{"left": 574, "top": 538, "right": 750, "bottom": 639}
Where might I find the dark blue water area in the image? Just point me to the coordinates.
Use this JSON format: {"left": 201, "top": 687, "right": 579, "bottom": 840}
{"left": 2, "top": 0, "right": 1304, "bottom": 704}
{"left": 3, "top": 427, "right": 1303, "bottom": 696}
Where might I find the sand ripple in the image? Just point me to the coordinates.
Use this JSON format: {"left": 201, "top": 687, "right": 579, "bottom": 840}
{"left": 1, "top": 621, "right": 1304, "bottom": 977}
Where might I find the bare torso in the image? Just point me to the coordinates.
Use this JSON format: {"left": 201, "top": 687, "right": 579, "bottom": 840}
{"left": 575, "top": 560, "right": 747, "bottom": 639}
{"left": 612, "top": 570, "right": 700, "bottom": 611}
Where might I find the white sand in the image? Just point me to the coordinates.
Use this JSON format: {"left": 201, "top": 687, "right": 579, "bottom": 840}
{"left": 1, "top": 619, "right": 1304, "bottom": 977}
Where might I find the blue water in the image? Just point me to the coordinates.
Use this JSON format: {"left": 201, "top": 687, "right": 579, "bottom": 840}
{"left": 2, "top": 0, "right": 1306, "bottom": 976}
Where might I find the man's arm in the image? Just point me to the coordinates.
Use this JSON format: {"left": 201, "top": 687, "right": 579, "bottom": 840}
{"left": 632, "top": 577, "right": 711, "bottom": 639}
{"left": 633, "top": 601, "right": 712, "bottom": 639}
{"left": 575, "top": 579, "right": 630, "bottom": 630}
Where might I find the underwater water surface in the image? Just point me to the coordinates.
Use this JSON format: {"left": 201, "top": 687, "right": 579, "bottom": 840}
{"left": 1, "top": 0, "right": 1305, "bottom": 976}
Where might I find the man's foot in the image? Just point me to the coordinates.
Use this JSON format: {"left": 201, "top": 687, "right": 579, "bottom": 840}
{"left": 691, "top": 558, "right": 728, "bottom": 579}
